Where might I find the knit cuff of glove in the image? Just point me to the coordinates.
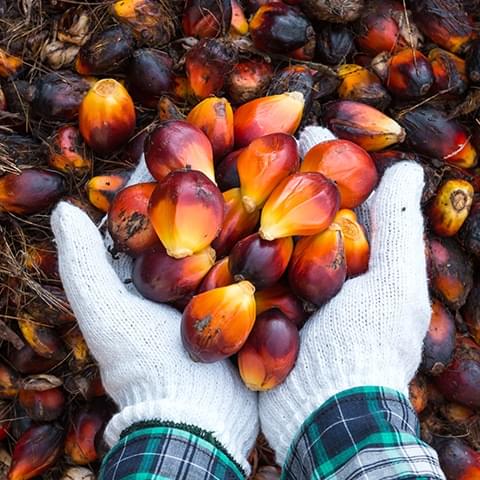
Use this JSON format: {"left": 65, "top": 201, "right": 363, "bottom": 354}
{"left": 104, "top": 399, "right": 254, "bottom": 475}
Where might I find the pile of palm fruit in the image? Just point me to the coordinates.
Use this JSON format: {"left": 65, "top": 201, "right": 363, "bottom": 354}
{"left": 1, "top": 0, "right": 480, "bottom": 478}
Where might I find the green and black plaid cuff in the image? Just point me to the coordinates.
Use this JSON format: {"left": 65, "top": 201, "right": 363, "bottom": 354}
{"left": 282, "top": 386, "right": 445, "bottom": 480}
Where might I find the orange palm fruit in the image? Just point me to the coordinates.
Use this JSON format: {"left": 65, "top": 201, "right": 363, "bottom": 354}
{"left": 86, "top": 171, "right": 130, "bottom": 212}
{"left": 181, "top": 281, "right": 256, "bottom": 362}
{"left": 186, "top": 97, "right": 234, "bottom": 160}
{"left": 149, "top": 170, "right": 224, "bottom": 258}
{"left": 259, "top": 172, "right": 340, "bottom": 241}
{"left": 434, "top": 438, "right": 480, "bottom": 480}
{"left": 0, "top": 169, "right": 65, "bottom": 215}
{"left": 182, "top": 0, "right": 232, "bottom": 38}
{"left": 237, "top": 133, "right": 299, "bottom": 213}
{"left": 409, "top": 375, "right": 428, "bottom": 415}
{"left": 133, "top": 244, "right": 215, "bottom": 303}
{"left": 211, "top": 188, "right": 259, "bottom": 258}
{"left": 49, "top": 126, "right": 91, "bottom": 175}
{"left": 332, "top": 209, "right": 370, "bottom": 277}
{"left": 0, "top": 48, "right": 23, "bottom": 78}
{"left": 238, "top": 309, "right": 299, "bottom": 391}
{"left": 301, "top": 139, "right": 378, "bottom": 208}
{"left": 323, "top": 100, "right": 406, "bottom": 152}
{"left": 0, "top": 362, "right": 19, "bottom": 399}
{"left": 337, "top": 64, "right": 390, "bottom": 111}
{"left": 229, "top": 233, "right": 293, "bottom": 289}
{"left": 144, "top": 120, "right": 215, "bottom": 183}
{"left": 427, "top": 180, "right": 474, "bottom": 237}
{"left": 107, "top": 183, "right": 158, "bottom": 256}
{"left": 386, "top": 49, "right": 434, "bottom": 99}
{"left": 79, "top": 79, "right": 136, "bottom": 154}
{"left": 288, "top": 227, "right": 346, "bottom": 306}
{"left": 197, "top": 257, "right": 234, "bottom": 293}
{"left": 255, "top": 284, "right": 306, "bottom": 329}
{"left": 216, "top": 149, "right": 243, "bottom": 192}
{"left": 19, "top": 386, "right": 65, "bottom": 422}
{"left": 398, "top": 106, "right": 477, "bottom": 169}
{"left": 230, "top": 0, "right": 248, "bottom": 35}
{"left": 8, "top": 425, "right": 63, "bottom": 480}
{"left": 429, "top": 48, "right": 468, "bottom": 97}
{"left": 234, "top": 92, "right": 304, "bottom": 147}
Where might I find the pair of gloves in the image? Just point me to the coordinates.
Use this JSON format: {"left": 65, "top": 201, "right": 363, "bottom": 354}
{"left": 50, "top": 127, "right": 430, "bottom": 474}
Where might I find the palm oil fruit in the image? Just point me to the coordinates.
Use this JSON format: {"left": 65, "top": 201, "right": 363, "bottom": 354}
{"left": 197, "top": 257, "right": 233, "bottom": 293}
{"left": 259, "top": 172, "right": 340, "bottom": 240}
{"left": 181, "top": 281, "right": 256, "bottom": 362}
{"left": 0, "top": 361, "right": 19, "bottom": 399}
{"left": 429, "top": 48, "right": 468, "bottom": 97}
{"left": 0, "top": 48, "right": 23, "bottom": 78}
{"left": 182, "top": 0, "right": 232, "bottom": 38}
{"left": 433, "top": 437, "right": 480, "bottom": 480}
{"left": 238, "top": 309, "right": 299, "bottom": 391}
{"left": 323, "top": 100, "right": 406, "bottom": 152}
{"left": 144, "top": 120, "right": 215, "bottom": 183}
{"left": 301, "top": 139, "right": 377, "bottom": 208}
{"left": 211, "top": 188, "right": 259, "bottom": 258}
{"left": 459, "top": 200, "right": 480, "bottom": 259}
{"left": 226, "top": 59, "right": 273, "bottom": 104}
{"left": 86, "top": 171, "right": 130, "bottom": 213}
{"left": 49, "top": 125, "right": 91, "bottom": 175}
{"left": 289, "top": 226, "right": 346, "bottom": 306}
{"left": 237, "top": 133, "right": 299, "bottom": 213}
{"left": 107, "top": 183, "right": 158, "bottom": 256}
{"left": 79, "top": 78, "right": 136, "bottom": 154}
{"left": 332, "top": 209, "right": 370, "bottom": 277}
{"left": 409, "top": 375, "right": 428, "bottom": 415}
{"left": 215, "top": 149, "right": 243, "bottom": 192}
{"left": 228, "top": 233, "right": 293, "bottom": 289}
{"left": 234, "top": 92, "right": 305, "bottom": 147}
{"left": 427, "top": 180, "right": 474, "bottom": 237}
{"left": 132, "top": 244, "right": 215, "bottom": 303}
{"left": 149, "top": 170, "right": 224, "bottom": 259}
{"left": 463, "top": 280, "right": 480, "bottom": 344}
{"left": 18, "top": 385, "right": 65, "bottom": 422}
{"left": 186, "top": 97, "right": 234, "bottom": 160}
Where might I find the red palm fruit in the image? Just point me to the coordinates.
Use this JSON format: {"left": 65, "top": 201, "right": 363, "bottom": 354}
{"left": 332, "top": 209, "right": 369, "bottom": 277}
{"left": 144, "top": 120, "right": 215, "bottom": 183}
{"left": 182, "top": 0, "right": 232, "bottom": 37}
{"left": 149, "top": 170, "right": 224, "bottom": 258}
{"left": 181, "top": 281, "right": 256, "bottom": 362}
{"left": 411, "top": 0, "right": 474, "bottom": 54}
{"left": 399, "top": 106, "right": 477, "bottom": 169}
{"left": 323, "top": 100, "right": 405, "bottom": 152}
{"left": 420, "top": 299, "right": 456, "bottom": 375}
{"left": 86, "top": 171, "right": 130, "bottom": 213}
{"left": 75, "top": 25, "right": 135, "bottom": 75}
{"left": 107, "top": 183, "right": 157, "bottom": 256}
{"left": 230, "top": 0, "right": 248, "bottom": 35}
{"left": 409, "top": 375, "right": 428, "bottom": 414}
{"left": 19, "top": 387, "right": 65, "bottom": 422}
{"left": 255, "top": 284, "right": 306, "bottom": 329}
{"left": 0, "top": 48, "right": 23, "bottom": 78}
{"left": 9, "top": 345, "right": 59, "bottom": 375}
{"left": 198, "top": 257, "right": 233, "bottom": 293}
{"left": 427, "top": 180, "right": 474, "bottom": 237}
{"left": 185, "top": 39, "right": 236, "bottom": 99}
{"left": 111, "top": 0, "right": 175, "bottom": 46}
{"left": 49, "top": 125, "right": 91, "bottom": 175}
{"left": 238, "top": 133, "right": 299, "bottom": 213}
{"left": 65, "top": 409, "right": 105, "bottom": 465}
{"left": 226, "top": 59, "right": 273, "bottom": 105}
{"left": 316, "top": 24, "right": 354, "bottom": 65}
{"left": 289, "top": 226, "right": 346, "bottom": 306}
{"left": 250, "top": 3, "right": 315, "bottom": 57}
{"left": 234, "top": 92, "right": 304, "bottom": 148}
{"left": 0, "top": 169, "right": 65, "bottom": 215}
{"left": 211, "top": 188, "right": 259, "bottom": 258}
{"left": 8, "top": 425, "right": 64, "bottom": 480}
{"left": 435, "top": 337, "right": 480, "bottom": 408}
{"left": 386, "top": 49, "right": 434, "bottom": 99}
{"left": 122, "top": 131, "right": 149, "bottom": 164}
{"left": 215, "top": 149, "right": 243, "bottom": 191}
{"left": 186, "top": 97, "right": 234, "bottom": 160}
{"left": 427, "top": 236, "right": 473, "bottom": 310}
{"left": 433, "top": 437, "right": 480, "bottom": 480}
{"left": 0, "top": 362, "right": 19, "bottom": 399}
{"left": 337, "top": 64, "right": 390, "bottom": 111}
{"left": 31, "top": 72, "right": 91, "bottom": 120}
{"left": 301, "top": 139, "right": 377, "bottom": 209}
{"left": 459, "top": 200, "right": 480, "bottom": 258}
{"left": 133, "top": 244, "right": 215, "bottom": 303}
{"left": 429, "top": 48, "right": 468, "bottom": 97}
{"left": 238, "top": 309, "right": 299, "bottom": 391}
{"left": 229, "top": 233, "right": 293, "bottom": 289}
{"left": 127, "top": 49, "right": 174, "bottom": 107}
{"left": 79, "top": 79, "right": 136, "bottom": 154}
{"left": 259, "top": 172, "right": 340, "bottom": 241}
{"left": 463, "top": 281, "right": 480, "bottom": 344}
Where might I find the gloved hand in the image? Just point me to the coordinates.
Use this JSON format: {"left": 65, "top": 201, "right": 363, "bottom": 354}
{"left": 260, "top": 127, "right": 431, "bottom": 465}
{"left": 50, "top": 159, "right": 258, "bottom": 475}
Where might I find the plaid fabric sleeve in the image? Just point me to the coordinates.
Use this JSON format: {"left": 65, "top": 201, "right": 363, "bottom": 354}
{"left": 283, "top": 386, "right": 446, "bottom": 480}
{"left": 99, "top": 422, "right": 245, "bottom": 480}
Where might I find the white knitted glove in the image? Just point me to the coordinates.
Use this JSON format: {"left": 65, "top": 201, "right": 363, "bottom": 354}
{"left": 50, "top": 159, "right": 258, "bottom": 475}
{"left": 260, "top": 127, "right": 430, "bottom": 465}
